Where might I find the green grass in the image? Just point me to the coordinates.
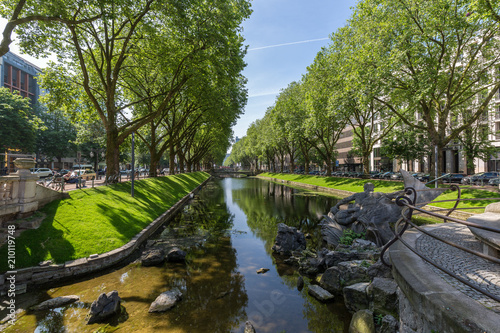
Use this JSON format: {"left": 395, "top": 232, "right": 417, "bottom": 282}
{"left": 259, "top": 172, "right": 404, "bottom": 193}
{"left": 258, "top": 172, "right": 500, "bottom": 213}
{"left": 1, "top": 172, "right": 210, "bottom": 271}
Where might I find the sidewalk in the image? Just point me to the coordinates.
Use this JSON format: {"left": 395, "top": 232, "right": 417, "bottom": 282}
{"left": 51, "top": 173, "right": 152, "bottom": 192}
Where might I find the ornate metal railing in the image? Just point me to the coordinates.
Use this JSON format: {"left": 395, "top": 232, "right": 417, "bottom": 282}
{"left": 381, "top": 185, "right": 500, "bottom": 302}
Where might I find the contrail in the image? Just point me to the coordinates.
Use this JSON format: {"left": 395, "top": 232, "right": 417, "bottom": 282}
{"left": 248, "top": 38, "right": 329, "bottom": 51}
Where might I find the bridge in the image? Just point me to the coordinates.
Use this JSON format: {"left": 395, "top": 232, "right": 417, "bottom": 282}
{"left": 210, "top": 169, "right": 257, "bottom": 177}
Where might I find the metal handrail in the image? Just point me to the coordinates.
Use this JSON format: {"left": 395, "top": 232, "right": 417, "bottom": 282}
{"left": 381, "top": 186, "right": 500, "bottom": 302}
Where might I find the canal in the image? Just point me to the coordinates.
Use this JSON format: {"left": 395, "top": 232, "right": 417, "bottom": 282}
{"left": 6, "top": 177, "right": 351, "bottom": 332}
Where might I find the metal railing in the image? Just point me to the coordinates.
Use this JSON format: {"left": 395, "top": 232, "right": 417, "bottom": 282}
{"left": 381, "top": 185, "right": 500, "bottom": 302}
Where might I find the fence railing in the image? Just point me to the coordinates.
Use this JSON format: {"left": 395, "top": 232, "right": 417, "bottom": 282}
{"left": 381, "top": 185, "right": 500, "bottom": 302}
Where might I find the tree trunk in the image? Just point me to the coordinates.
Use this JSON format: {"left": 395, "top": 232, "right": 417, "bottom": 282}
{"left": 105, "top": 126, "right": 120, "bottom": 179}
{"left": 169, "top": 141, "right": 176, "bottom": 175}
{"left": 363, "top": 151, "right": 370, "bottom": 175}
{"left": 326, "top": 155, "right": 332, "bottom": 176}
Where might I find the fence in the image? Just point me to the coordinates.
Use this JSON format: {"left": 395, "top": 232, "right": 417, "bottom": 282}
{"left": 381, "top": 185, "right": 500, "bottom": 302}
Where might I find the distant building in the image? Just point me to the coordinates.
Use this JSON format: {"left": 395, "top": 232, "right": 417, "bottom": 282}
{"left": 0, "top": 51, "right": 43, "bottom": 105}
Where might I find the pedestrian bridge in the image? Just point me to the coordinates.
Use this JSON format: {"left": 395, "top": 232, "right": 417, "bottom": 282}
{"left": 210, "top": 169, "right": 257, "bottom": 177}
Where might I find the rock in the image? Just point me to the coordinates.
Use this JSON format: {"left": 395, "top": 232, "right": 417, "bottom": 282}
{"left": 166, "top": 247, "right": 187, "bottom": 262}
{"left": 351, "top": 239, "right": 378, "bottom": 250}
{"left": 319, "top": 266, "right": 343, "bottom": 294}
{"left": 320, "top": 261, "right": 371, "bottom": 295}
{"left": 272, "top": 223, "right": 306, "bottom": 255}
{"left": 368, "top": 278, "right": 398, "bottom": 317}
{"left": 299, "top": 257, "right": 324, "bottom": 276}
{"left": 321, "top": 249, "right": 379, "bottom": 269}
{"left": 349, "top": 309, "right": 375, "bottom": 333}
{"left": 141, "top": 249, "right": 165, "bottom": 266}
{"left": 379, "top": 315, "right": 398, "bottom": 333}
{"left": 343, "top": 282, "right": 370, "bottom": 314}
{"left": 245, "top": 321, "right": 256, "bottom": 333}
{"left": 308, "top": 284, "right": 334, "bottom": 302}
{"left": 87, "top": 290, "right": 121, "bottom": 324}
{"left": 31, "top": 295, "right": 79, "bottom": 311}
{"left": 297, "top": 276, "right": 304, "bottom": 291}
{"left": 367, "top": 260, "right": 393, "bottom": 279}
{"left": 148, "top": 288, "right": 182, "bottom": 313}
{"left": 256, "top": 268, "right": 269, "bottom": 274}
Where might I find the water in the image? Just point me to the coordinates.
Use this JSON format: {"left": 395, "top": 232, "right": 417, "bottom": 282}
{"left": 4, "top": 178, "right": 351, "bottom": 332}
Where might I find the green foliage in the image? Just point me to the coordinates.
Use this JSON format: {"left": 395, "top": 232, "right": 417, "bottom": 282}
{"left": 339, "top": 229, "right": 365, "bottom": 245}
{"left": 374, "top": 313, "right": 384, "bottom": 326}
{"left": 0, "top": 87, "right": 42, "bottom": 152}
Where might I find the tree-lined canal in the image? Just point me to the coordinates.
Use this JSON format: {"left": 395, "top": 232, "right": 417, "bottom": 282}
{"left": 7, "top": 177, "right": 351, "bottom": 332}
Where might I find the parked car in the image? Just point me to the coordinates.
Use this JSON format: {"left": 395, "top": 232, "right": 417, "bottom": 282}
{"left": 73, "top": 169, "right": 96, "bottom": 181}
{"left": 488, "top": 177, "right": 500, "bottom": 186}
{"left": 441, "top": 173, "right": 466, "bottom": 184}
{"left": 380, "top": 171, "right": 394, "bottom": 179}
{"left": 472, "top": 172, "right": 500, "bottom": 185}
{"left": 390, "top": 172, "right": 402, "bottom": 180}
{"left": 30, "top": 168, "right": 53, "bottom": 178}
{"left": 417, "top": 174, "right": 430, "bottom": 182}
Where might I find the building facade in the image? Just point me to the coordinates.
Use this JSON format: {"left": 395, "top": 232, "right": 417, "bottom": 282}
{"left": 0, "top": 51, "right": 42, "bottom": 105}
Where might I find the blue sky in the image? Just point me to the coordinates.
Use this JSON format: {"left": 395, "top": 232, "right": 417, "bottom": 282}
{"left": 1, "top": 0, "right": 358, "bottom": 139}
{"left": 236, "top": 0, "right": 358, "bottom": 139}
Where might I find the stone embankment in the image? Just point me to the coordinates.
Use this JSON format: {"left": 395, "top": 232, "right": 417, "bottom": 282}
{"left": 0, "top": 177, "right": 210, "bottom": 296}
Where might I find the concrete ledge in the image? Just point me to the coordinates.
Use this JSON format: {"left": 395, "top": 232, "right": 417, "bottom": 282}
{"left": 389, "top": 227, "right": 500, "bottom": 332}
{"left": 0, "top": 176, "right": 210, "bottom": 295}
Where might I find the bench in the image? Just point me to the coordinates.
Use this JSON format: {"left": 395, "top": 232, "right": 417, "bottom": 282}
{"left": 467, "top": 202, "right": 500, "bottom": 258}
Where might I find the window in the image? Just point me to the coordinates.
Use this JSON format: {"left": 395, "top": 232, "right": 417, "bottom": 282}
{"left": 11, "top": 68, "right": 18, "bottom": 87}
{"left": 495, "top": 122, "right": 500, "bottom": 140}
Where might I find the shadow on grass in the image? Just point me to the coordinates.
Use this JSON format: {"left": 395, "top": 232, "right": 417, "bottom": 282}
{"left": 0, "top": 200, "right": 75, "bottom": 271}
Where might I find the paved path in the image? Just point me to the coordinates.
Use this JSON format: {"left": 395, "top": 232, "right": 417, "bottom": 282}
{"left": 415, "top": 223, "right": 500, "bottom": 312}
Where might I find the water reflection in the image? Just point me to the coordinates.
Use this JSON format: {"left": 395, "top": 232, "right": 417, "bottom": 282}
{"left": 4, "top": 178, "right": 350, "bottom": 333}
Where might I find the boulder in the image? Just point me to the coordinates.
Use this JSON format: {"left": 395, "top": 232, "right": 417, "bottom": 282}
{"left": 166, "top": 247, "right": 187, "bottom": 263}
{"left": 272, "top": 223, "right": 306, "bottom": 255}
{"left": 308, "top": 284, "right": 334, "bottom": 302}
{"left": 367, "top": 260, "right": 393, "bottom": 280}
{"left": 368, "top": 278, "right": 398, "bottom": 317}
{"left": 349, "top": 309, "right": 375, "bottom": 333}
{"left": 87, "top": 290, "right": 121, "bottom": 324}
{"left": 379, "top": 315, "right": 398, "bottom": 333}
{"left": 148, "top": 288, "right": 182, "bottom": 313}
{"left": 31, "top": 295, "right": 79, "bottom": 311}
{"left": 343, "top": 282, "right": 370, "bottom": 314}
{"left": 297, "top": 276, "right": 304, "bottom": 291}
{"left": 320, "top": 260, "right": 371, "bottom": 295}
{"left": 299, "top": 257, "right": 324, "bottom": 276}
{"left": 319, "top": 266, "right": 343, "bottom": 294}
{"left": 320, "top": 249, "right": 379, "bottom": 269}
{"left": 244, "top": 321, "right": 256, "bottom": 333}
{"left": 351, "top": 239, "right": 378, "bottom": 251}
{"left": 141, "top": 249, "right": 165, "bottom": 266}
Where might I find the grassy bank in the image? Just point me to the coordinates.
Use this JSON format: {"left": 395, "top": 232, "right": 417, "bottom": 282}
{"left": 1, "top": 172, "right": 209, "bottom": 270}
{"left": 258, "top": 173, "right": 500, "bottom": 213}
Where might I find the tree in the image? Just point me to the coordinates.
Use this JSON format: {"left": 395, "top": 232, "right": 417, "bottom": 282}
{"left": 303, "top": 56, "right": 348, "bottom": 176}
{"left": 0, "top": 0, "right": 101, "bottom": 56}
{"left": 457, "top": 108, "right": 500, "bottom": 174}
{"left": 352, "top": 0, "right": 500, "bottom": 176}
{"left": 380, "top": 125, "right": 430, "bottom": 172}
{"left": 0, "top": 87, "right": 41, "bottom": 153}
{"left": 34, "top": 104, "right": 77, "bottom": 166}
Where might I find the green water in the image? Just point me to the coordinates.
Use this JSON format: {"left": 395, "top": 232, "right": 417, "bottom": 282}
{"left": 3, "top": 177, "right": 351, "bottom": 332}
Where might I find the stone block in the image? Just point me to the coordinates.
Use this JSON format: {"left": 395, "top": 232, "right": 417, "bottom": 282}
{"left": 343, "top": 282, "right": 370, "bottom": 314}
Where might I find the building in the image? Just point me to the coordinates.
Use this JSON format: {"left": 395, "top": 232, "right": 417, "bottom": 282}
{"left": 0, "top": 51, "right": 43, "bottom": 105}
